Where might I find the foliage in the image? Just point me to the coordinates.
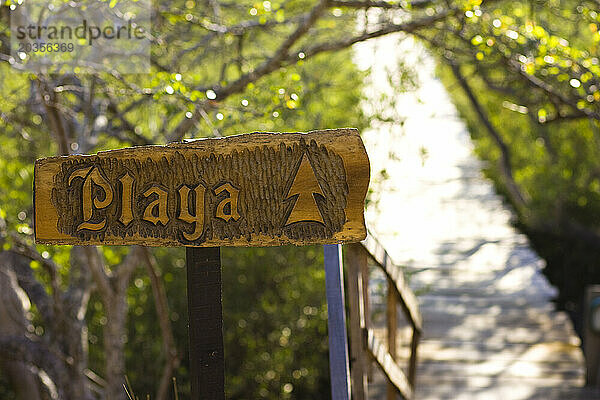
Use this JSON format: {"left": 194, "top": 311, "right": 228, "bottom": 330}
{"left": 0, "top": 0, "right": 374, "bottom": 398}
{"left": 3, "top": 0, "right": 600, "bottom": 398}
{"left": 113, "top": 246, "right": 331, "bottom": 399}
{"left": 221, "top": 246, "right": 330, "bottom": 399}
{"left": 424, "top": 0, "right": 600, "bottom": 323}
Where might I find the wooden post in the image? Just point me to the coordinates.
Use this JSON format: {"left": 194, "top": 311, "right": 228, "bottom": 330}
{"left": 344, "top": 243, "right": 369, "bottom": 400}
{"left": 186, "top": 247, "right": 225, "bottom": 400}
{"left": 408, "top": 329, "right": 420, "bottom": 388}
{"left": 324, "top": 244, "right": 351, "bottom": 400}
{"left": 386, "top": 278, "right": 398, "bottom": 400}
{"left": 584, "top": 285, "right": 600, "bottom": 386}
{"left": 361, "top": 251, "right": 372, "bottom": 383}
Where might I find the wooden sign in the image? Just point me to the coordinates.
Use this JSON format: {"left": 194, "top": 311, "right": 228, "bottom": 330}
{"left": 34, "top": 129, "right": 370, "bottom": 247}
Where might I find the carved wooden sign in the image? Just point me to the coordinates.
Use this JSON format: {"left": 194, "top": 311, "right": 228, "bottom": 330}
{"left": 34, "top": 129, "right": 370, "bottom": 247}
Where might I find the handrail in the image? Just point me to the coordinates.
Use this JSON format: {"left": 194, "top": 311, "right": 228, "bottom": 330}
{"left": 344, "top": 232, "right": 422, "bottom": 400}
{"left": 367, "top": 329, "right": 413, "bottom": 399}
{"left": 361, "top": 234, "right": 423, "bottom": 332}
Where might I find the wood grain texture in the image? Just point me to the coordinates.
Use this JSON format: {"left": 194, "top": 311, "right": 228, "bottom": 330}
{"left": 34, "top": 129, "right": 370, "bottom": 247}
{"left": 344, "top": 243, "right": 369, "bottom": 400}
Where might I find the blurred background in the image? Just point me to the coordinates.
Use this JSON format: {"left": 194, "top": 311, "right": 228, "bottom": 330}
{"left": 0, "top": 0, "right": 599, "bottom": 399}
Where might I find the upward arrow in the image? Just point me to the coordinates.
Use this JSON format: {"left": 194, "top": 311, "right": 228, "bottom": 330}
{"left": 285, "top": 153, "right": 325, "bottom": 225}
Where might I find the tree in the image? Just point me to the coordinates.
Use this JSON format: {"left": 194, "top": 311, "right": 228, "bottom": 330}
{"left": 418, "top": 0, "right": 600, "bottom": 319}
{"left": 2, "top": 0, "right": 598, "bottom": 398}
{"left": 417, "top": 0, "right": 600, "bottom": 234}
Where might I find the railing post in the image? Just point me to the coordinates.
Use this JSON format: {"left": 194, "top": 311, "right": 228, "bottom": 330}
{"left": 584, "top": 285, "right": 600, "bottom": 385}
{"left": 359, "top": 235, "right": 422, "bottom": 400}
{"left": 386, "top": 278, "right": 398, "bottom": 400}
{"left": 345, "top": 243, "right": 369, "bottom": 400}
{"left": 408, "top": 328, "right": 420, "bottom": 388}
{"left": 361, "top": 249, "right": 372, "bottom": 383}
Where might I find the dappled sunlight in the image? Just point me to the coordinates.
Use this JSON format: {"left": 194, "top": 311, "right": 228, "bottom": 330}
{"left": 359, "top": 34, "right": 515, "bottom": 264}
{"left": 357, "top": 28, "right": 586, "bottom": 400}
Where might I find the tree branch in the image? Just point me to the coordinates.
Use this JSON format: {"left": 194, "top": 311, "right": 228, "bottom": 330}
{"left": 330, "top": 0, "right": 435, "bottom": 9}
{"left": 83, "top": 247, "right": 113, "bottom": 299}
{"left": 1, "top": 250, "right": 54, "bottom": 326}
{"left": 213, "top": 0, "right": 329, "bottom": 100}
{"left": 9, "top": 232, "right": 62, "bottom": 301}
{"left": 507, "top": 58, "right": 600, "bottom": 121}
{"left": 115, "top": 246, "right": 143, "bottom": 293}
{"left": 37, "top": 81, "right": 70, "bottom": 156}
{"left": 0, "top": 334, "right": 68, "bottom": 397}
{"left": 141, "top": 249, "right": 179, "bottom": 400}
{"left": 450, "top": 61, "right": 529, "bottom": 212}
{"left": 169, "top": 3, "right": 461, "bottom": 142}
{"left": 169, "top": 1, "right": 328, "bottom": 141}
{"left": 294, "top": 7, "right": 455, "bottom": 59}
{"left": 67, "top": 247, "right": 94, "bottom": 323}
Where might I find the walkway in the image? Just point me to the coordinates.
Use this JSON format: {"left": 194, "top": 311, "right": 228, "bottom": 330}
{"left": 355, "top": 35, "right": 590, "bottom": 399}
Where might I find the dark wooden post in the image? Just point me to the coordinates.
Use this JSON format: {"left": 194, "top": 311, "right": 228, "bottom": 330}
{"left": 186, "top": 247, "right": 225, "bottom": 400}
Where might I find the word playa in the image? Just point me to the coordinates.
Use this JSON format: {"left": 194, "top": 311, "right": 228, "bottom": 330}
{"left": 66, "top": 165, "right": 241, "bottom": 241}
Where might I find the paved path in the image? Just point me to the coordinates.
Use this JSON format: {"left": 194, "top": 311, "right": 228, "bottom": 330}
{"left": 355, "top": 35, "right": 591, "bottom": 399}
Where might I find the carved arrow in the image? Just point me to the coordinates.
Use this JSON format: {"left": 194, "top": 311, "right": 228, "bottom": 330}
{"left": 285, "top": 152, "right": 325, "bottom": 225}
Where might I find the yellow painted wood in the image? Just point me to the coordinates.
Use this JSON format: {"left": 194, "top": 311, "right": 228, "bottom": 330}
{"left": 34, "top": 129, "right": 370, "bottom": 247}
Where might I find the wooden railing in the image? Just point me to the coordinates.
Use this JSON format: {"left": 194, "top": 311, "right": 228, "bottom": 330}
{"left": 344, "top": 234, "right": 422, "bottom": 400}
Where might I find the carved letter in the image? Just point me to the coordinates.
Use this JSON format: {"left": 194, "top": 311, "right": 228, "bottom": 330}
{"left": 178, "top": 184, "right": 206, "bottom": 241}
{"left": 119, "top": 173, "right": 135, "bottom": 226}
{"left": 143, "top": 186, "right": 169, "bottom": 225}
{"left": 214, "top": 182, "right": 241, "bottom": 222}
{"left": 68, "top": 166, "right": 114, "bottom": 231}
